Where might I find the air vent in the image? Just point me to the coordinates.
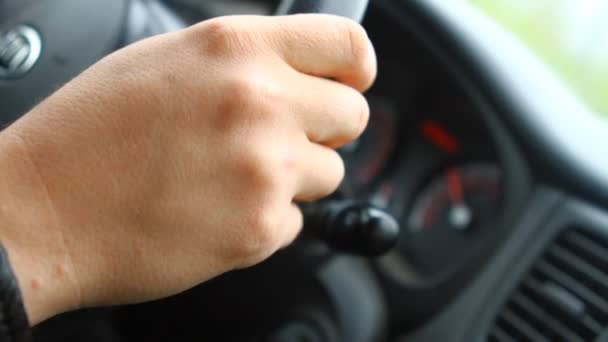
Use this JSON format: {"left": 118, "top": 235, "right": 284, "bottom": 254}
{"left": 488, "top": 227, "right": 608, "bottom": 342}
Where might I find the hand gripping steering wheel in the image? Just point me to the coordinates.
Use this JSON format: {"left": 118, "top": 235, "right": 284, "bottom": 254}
{"left": 0, "top": 0, "right": 399, "bottom": 256}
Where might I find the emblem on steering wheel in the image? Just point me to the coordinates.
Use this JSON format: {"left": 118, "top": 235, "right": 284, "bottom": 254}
{"left": 0, "top": 25, "right": 42, "bottom": 79}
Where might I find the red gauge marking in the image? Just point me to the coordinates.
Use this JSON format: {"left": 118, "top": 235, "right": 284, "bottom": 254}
{"left": 355, "top": 110, "right": 395, "bottom": 184}
{"left": 446, "top": 167, "right": 464, "bottom": 205}
{"left": 379, "top": 181, "right": 395, "bottom": 200}
{"left": 420, "top": 120, "right": 460, "bottom": 154}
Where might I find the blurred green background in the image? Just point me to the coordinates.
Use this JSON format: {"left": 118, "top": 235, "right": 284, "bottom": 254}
{"left": 471, "top": 0, "right": 608, "bottom": 117}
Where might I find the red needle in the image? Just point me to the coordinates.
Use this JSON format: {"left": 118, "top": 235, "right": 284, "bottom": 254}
{"left": 446, "top": 167, "right": 464, "bottom": 205}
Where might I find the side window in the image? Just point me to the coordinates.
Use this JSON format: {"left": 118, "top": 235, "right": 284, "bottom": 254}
{"left": 471, "top": 0, "right": 608, "bottom": 117}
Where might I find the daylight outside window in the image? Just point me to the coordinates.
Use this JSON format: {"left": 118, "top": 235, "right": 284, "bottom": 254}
{"left": 472, "top": 0, "right": 608, "bottom": 117}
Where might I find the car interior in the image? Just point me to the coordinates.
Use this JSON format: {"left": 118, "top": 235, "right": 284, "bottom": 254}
{"left": 1, "top": 0, "right": 608, "bottom": 341}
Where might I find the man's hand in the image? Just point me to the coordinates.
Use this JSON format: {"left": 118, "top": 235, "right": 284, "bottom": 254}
{"left": 0, "top": 14, "right": 376, "bottom": 324}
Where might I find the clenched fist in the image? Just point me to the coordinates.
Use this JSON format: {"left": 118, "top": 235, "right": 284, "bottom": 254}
{"left": 0, "top": 14, "right": 376, "bottom": 324}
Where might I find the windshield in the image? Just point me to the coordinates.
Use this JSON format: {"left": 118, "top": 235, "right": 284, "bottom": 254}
{"left": 471, "top": 0, "right": 608, "bottom": 117}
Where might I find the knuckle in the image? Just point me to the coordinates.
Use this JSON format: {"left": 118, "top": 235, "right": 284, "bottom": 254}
{"left": 248, "top": 208, "right": 279, "bottom": 245}
{"left": 217, "top": 73, "right": 283, "bottom": 129}
{"left": 300, "top": 149, "right": 345, "bottom": 202}
{"left": 248, "top": 73, "right": 283, "bottom": 107}
{"left": 235, "top": 203, "right": 281, "bottom": 265}
{"left": 334, "top": 18, "right": 376, "bottom": 90}
{"left": 225, "top": 75, "right": 260, "bottom": 110}
{"left": 340, "top": 20, "right": 370, "bottom": 68}
{"left": 354, "top": 92, "right": 370, "bottom": 137}
{"left": 327, "top": 152, "right": 346, "bottom": 194}
{"left": 237, "top": 145, "right": 280, "bottom": 191}
{"left": 326, "top": 90, "right": 369, "bottom": 148}
{"left": 215, "top": 77, "right": 260, "bottom": 127}
{"left": 193, "top": 18, "right": 247, "bottom": 56}
{"left": 231, "top": 73, "right": 278, "bottom": 108}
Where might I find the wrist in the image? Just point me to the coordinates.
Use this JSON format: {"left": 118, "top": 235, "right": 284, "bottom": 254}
{"left": 0, "top": 242, "right": 31, "bottom": 341}
{"left": 0, "top": 128, "right": 81, "bottom": 325}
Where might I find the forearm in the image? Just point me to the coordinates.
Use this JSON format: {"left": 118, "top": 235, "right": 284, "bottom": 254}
{"left": 0, "top": 130, "right": 79, "bottom": 325}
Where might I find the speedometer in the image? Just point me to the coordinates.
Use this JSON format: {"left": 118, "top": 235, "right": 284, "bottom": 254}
{"left": 402, "top": 162, "right": 504, "bottom": 276}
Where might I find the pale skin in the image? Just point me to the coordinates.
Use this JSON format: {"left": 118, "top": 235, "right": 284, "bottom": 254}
{"left": 0, "top": 14, "right": 376, "bottom": 325}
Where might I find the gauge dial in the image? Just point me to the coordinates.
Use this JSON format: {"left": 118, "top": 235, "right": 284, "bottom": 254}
{"left": 403, "top": 162, "right": 503, "bottom": 276}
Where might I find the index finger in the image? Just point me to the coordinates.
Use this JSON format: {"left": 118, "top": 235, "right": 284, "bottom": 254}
{"left": 265, "top": 14, "right": 377, "bottom": 92}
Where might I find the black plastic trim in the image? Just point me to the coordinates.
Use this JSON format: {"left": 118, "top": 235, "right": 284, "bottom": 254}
{"left": 276, "top": 0, "right": 369, "bottom": 22}
{"left": 465, "top": 197, "right": 608, "bottom": 342}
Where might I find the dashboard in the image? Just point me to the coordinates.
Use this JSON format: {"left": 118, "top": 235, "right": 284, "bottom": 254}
{"left": 354, "top": 4, "right": 531, "bottom": 331}
{"left": 3, "top": 0, "right": 607, "bottom": 341}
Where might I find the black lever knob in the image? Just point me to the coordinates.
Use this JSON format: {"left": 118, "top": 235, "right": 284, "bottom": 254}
{"left": 304, "top": 201, "right": 400, "bottom": 256}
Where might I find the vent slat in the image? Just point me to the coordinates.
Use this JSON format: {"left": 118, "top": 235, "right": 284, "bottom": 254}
{"left": 487, "top": 227, "right": 608, "bottom": 342}
{"left": 523, "top": 276, "right": 599, "bottom": 337}
{"left": 488, "top": 324, "right": 518, "bottom": 342}
{"left": 524, "top": 276, "right": 585, "bottom": 317}
{"left": 499, "top": 307, "right": 550, "bottom": 342}
{"left": 562, "top": 231, "right": 608, "bottom": 267}
{"left": 581, "top": 316, "right": 604, "bottom": 335}
{"left": 535, "top": 259, "right": 608, "bottom": 316}
{"left": 511, "top": 292, "right": 586, "bottom": 342}
{"left": 548, "top": 245, "right": 608, "bottom": 294}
